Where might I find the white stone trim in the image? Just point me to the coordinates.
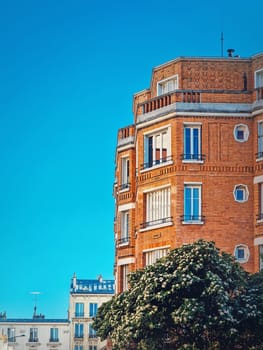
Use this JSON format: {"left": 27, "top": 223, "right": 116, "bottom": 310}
{"left": 118, "top": 203, "right": 135, "bottom": 212}
{"left": 117, "top": 257, "right": 135, "bottom": 266}
{"left": 254, "top": 237, "right": 263, "bottom": 245}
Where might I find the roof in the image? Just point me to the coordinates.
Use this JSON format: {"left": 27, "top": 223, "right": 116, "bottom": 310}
{"left": 0, "top": 318, "right": 69, "bottom": 324}
{"left": 70, "top": 278, "right": 115, "bottom": 294}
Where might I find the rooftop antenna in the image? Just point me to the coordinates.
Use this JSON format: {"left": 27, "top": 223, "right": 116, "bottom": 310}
{"left": 30, "top": 291, "right": 41, "bottom": 317}
{"left": 221, "top": 32, "right": 224, "bottom": 57}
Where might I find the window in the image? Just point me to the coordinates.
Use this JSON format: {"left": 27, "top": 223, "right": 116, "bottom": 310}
{"left": 143, "top": 128, "right": 170, "bottom": 169}
{"left": 89, "top": 346, "right": 97, "bottom": 350}
{"left": 120, "top": 211, "right": 129, "bottom": 244}
{"left": 50, "top": 328, "right": 59, "bottom": 342}
{"left": 89, "top": 303, "right": 98, "bottom": 318}
{"left": 255, "top": 69, "right": 263, "bottom": 88}
{"left": 74, "top": 346, "right": 83, "bottom": 350}
{"left": 144, "top": 187, "right": 171, "bottom": 228}
{"left": 75, "top": 302, "right": 84, "bottom": 317}
{"left": 233, "top": 184, "right": 249, "bottom": 202}
{"left": 183, "top": 184, "right": 203, "bottom": 223}
{"left": 121, "top": 264, "right": 129, "bottom": 292}
{"left": 183, "top": 125, "right": 202, "bottom": 161}
{"left": 233, "top": 124, "right": 249, "bottom": 142}
{"left": 260, "top": 245, "right": 263, "bottom": 270}
{"left": 7, "top": 328, "right": 16, "bottom": 342}
{"left": 29, "top": 328, "right": 38, "bottom": 342}
{"left": 234, "top": 244, "right": 249, "bottom": 263}
{"left": 74, "top": 323, "right": 84, "bottom": 338}
{"left": 144, "top": 247, "right": 169, "bottom": 266}
{"left": 257, "top": 121, "right": 263, "bottom": 159}
{"left": 88, "top": 324, "right": 97, "bottom": 338}
{"left": 157, "top": 75, "right": 178, "bottom": 95}
{"left": 120, "top": 157, "right": 129, "bottom": 190}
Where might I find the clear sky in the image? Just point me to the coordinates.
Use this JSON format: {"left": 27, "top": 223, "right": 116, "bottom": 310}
{"left": 0, "top": 0, "right": 262, "bottom": 319}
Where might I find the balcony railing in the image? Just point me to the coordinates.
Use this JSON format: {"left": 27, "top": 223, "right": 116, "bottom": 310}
{"left": 180, "top": 154, "right": 206, "bottom": 161}
{"left": 49, "top": 338, "right": 59, "bottom": 342}
{"left": 28, "top": 338, "right": 39, "bottom": 343}
{"left": 256, "top": 87, "right": 263, "bottom": 101}
{"left": 140, "top": 216, "right": 173, "bottom": 229}
{"left": 118, "top": 236, "right": 129, "bottom": 245}
{"left": 75, "top": 312, "right": 84, "bottom": 317}
{"left": 74, "top": 335, "right": 84, "bottom": 339}
{"left": 140, "top": 156, "right": 173, "bottom": 170}
{"left": 140, "top": 91, "right": 201, "bottom": 114}
{"left": 119, "top": 183, "right": 130, "bottom": 191}
{"left": 180, "top": 215, "right": 205, "bottom": 223}
{"left": 88, "top": 334, "right": 97, "bottom": 339}
{"left": 256, "top": 151, "right": 263, "bottom": 159}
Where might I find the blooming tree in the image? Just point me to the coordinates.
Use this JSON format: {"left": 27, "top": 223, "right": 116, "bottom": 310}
{"left": 93, "top": 240, "right": 263, "bottom": 349}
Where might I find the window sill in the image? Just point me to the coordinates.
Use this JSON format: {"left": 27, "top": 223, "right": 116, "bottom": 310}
{"left": 256, "top": 157, "right": 263, "bottom": 162}
{"left": 182, "top": 160, "right": 204, "bottom": 164}
{"left": 139, "top": 221, "right": 173, "bottom": 232}
{"left": 182, "top": 221, "right": 204, "bottom": 225}
{"left": 140, "top": 160, "right": 173, "bottom": 173}
{"left": 119, "top": 187, "right": 130, "bottom": 193}
{"left": 119, "top": 242, "right": 129, "bottom": 247}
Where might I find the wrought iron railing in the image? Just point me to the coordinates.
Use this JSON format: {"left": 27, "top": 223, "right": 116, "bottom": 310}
{"left": 140, "top": 156, "right": 173, "bottom": 170}
{"left": 180, "top": 154, "right": 206, "bottom": 161}
{"left": 180, "top": 215, "right": 205, "bottom": 222}
{"left": 140, "top": 217, "right": 173, "bottom": 229}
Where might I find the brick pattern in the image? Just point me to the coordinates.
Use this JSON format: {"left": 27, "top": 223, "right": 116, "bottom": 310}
{"left": 115, "top": 53, "right": 263, "bottom": 293}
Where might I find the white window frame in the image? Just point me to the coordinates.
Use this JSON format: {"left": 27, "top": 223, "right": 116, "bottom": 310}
{"left": 233, "top": 124, "right": 249, "bottom": 142}
{"left": 120, "top": 156, "right": 129, "bottom": 191}
{"left": 74, "top": 323, "right": 84, "bottom": 338}
{"left": 233, "top": 184, "right": 249, "bottom": 203}
{"left": 257, "top": 121, "right": 263, "bottom": 160}
{"left": 142, "top": 126, "right": 172, "bottom": 171}
{"left": 183, "top": 183, "right": 203, "bottom": 224}
{"left": 157, "top": 74, "right": 179, "bottom": 96}
{"left": 121, "top": 264, "right": 129, "bottom": 292}
{"left": 255, "top": 68, "right": 263, "bottom": 88}
{"left": 120, "top": 210, "right": 129, "bottom": 245}
{"left": 183, "top": 124, "right": 203, "bottom": 163}
{"left": 143, "top": 186, "right": 171, "bottom": 230}
{"left": 144, "top": 246, "right": 170, "bottom": 266}
{"left": 234, "top": 244, "right": 249, "bottom": 263}
{"left": 75, "top": 302, "right": 84, "bottom": 317}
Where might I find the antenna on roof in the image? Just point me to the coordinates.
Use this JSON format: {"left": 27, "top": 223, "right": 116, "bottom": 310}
{"left": 30, "top": 292, "right": 41, "bottom": 314}
{"left": 221, "top": 32, "right": 224, "bottom": 57}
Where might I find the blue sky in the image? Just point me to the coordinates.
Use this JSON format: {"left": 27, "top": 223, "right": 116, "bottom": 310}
{"left": 0, "top": 0, "right": 262, "bottom": 318}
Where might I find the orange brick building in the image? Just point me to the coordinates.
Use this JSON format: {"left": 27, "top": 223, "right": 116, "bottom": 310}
{"left": 114, "top": 51, "right": 263, "bottom": 294}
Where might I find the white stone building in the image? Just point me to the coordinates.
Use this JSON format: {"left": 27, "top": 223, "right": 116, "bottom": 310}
{"left": 0, "top": 311, "right": 70, "bottom": 350}
{"left": 68, "top": 274, "right": 114, "bottom": 350}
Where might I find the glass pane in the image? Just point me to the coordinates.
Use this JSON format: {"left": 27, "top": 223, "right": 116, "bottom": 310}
{"left": 193, "top": 128, "right": 199, "bottom": 158}
{"left": 184, "top": 128, "right": 191, "bottom": 158}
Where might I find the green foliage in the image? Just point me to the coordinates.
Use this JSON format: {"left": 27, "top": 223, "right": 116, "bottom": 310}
{"left": 93, "top": 240, "right": 263, "bottom": 350}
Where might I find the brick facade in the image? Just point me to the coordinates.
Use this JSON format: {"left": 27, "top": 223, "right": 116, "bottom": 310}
{"left": 114, "top": 52, "right": 263, "bottom": 293}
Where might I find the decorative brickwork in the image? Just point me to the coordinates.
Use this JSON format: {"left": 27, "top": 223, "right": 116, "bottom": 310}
{"left": 114, "top": 52, "right": 263, "bottom": 293}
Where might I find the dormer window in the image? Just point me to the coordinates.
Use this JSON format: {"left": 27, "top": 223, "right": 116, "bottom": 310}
{"left": 157, "top": 75, "right": 178, "bottom": 96}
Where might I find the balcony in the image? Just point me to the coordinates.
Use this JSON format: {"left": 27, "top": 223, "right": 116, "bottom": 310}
{"left": 28, "top": 337, "right": 39, "bottom": 343}
{"left": 136, "top": 89, "right": 254, "bottom": 125}
{"left": 75, "top": 312, "right": 84, "bottom": 318}
{"left": 140, "top": 216, "right": 173, "bottom": 230}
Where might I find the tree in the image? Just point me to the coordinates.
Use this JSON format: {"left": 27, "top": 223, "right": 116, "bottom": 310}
{"left": 93, "top": 240, "right": 263, "bottom": 350}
